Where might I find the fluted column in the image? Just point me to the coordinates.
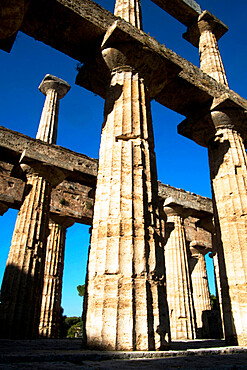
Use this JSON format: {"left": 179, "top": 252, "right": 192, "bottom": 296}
{"left": 84, "top": 0, "right": 169, "bottom": 351}
{"left": 208, "top": 118, "right": 247, "bottom": 345}
{"left": 189, "top": 243, "right": 211, "bottom": 338}
{"left": 37, "top": 75, "right": 70, "bottom": 338}
{"left": 0, "top": 75, "right": 70, "bottom": 339}
{"left": 39, "top": 217, "right": 73, "bottom": 337}
{"left": 36, "top": 74, "right": 70, "bottom": 144}
{"left": 198, "top": 19, "right": 228, "bottom": 86}
{"left": 184, "top": 10, "right": 228, "bottom": 86}
{"left": 164, "top": 206, "right": 196, "bottom": 340}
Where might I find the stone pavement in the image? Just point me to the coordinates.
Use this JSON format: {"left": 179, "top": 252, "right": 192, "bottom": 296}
{"left": 0, "top": 339, "right": 247, "bottom": 369}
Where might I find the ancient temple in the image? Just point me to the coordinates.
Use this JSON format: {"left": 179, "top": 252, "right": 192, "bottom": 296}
{"left": 0, "top": 0, "right": 246, "bottom": 349}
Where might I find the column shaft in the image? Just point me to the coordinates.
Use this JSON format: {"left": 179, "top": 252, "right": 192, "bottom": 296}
{"left": 208, "top": 126, "right": 247, "bottom": 345}
{"left": 114, "top": 0, "right": 142, "bottom": 29}
{"left": 39, "top": 220, "right": 66, "bottom": 338}
{"left": 84, "top": 69, "right": 169, "bottom": 350}
{"left": 0, "top": 173, "right": 51, "bottom": 338}
{"left": 199, "top": 28, "right": 228, "bottom": 86}
{"left": 190, "top": 250, "right": 211, "bottom": 337}
{"left": 165, "top": 213, "right": 196, "bottom": 340}
{"left": 36, "top": 89, "right": 59, "bottom": 144}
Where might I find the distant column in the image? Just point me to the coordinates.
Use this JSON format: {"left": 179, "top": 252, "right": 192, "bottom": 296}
{"left": 0, "top": 75, "right": 70, "bottom": 339}
{"left": 39, "top": 216, "right": 74, "bottom": 338}
{"left": 184, "top": 10, "right": 228, "bottom": 86}
{"left": 164, "top": 205, "right": 196, "bottom": 340}
{"left": 189, "top": 242, "right": 211, "bottom": 338}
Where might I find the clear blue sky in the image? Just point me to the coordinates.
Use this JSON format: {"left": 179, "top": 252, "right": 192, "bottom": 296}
{"left": 0, "top": 0, "right": 247, "bottom": 317}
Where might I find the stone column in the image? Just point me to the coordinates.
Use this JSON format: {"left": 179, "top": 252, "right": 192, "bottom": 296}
{"left": 39, "top": 216, "right": 74, "bottom": 338}
{"left": 189, "top": 242, "right": 211, "bottom": 338}
{"left": 179, "top": 103, "right": 247, "bottom": 346}
{"left": 209, "top": 251, "right": 224, "bottom": 338}
{"left": 184, "top": 10, "right": 228, "bottom": 86}
{"left": 84, "top": 0, "right": 169, "bottom": 351}
{"left": 164, "top": 205, "right": 196, "bottom": 340}
{"left": 208, "top": 114, "right": 247, "bottom": 345}
{"left": 0, "top": 75, "right": 70, "bottom": 339}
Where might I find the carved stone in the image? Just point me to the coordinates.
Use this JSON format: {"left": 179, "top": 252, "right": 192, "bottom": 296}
{"left": 163, "top": 205, "right": 196, "bottom": 340}
{"left": 189, "top": 242, "right": 211, "bottom": 338}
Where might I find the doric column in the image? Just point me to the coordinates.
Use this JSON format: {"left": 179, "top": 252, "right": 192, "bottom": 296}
{"left": 209, "top": 251, "right": 224, "bottom": 338}
{"left": 208, "top": 111, "right": 247, "bottom": 345}
{"left": 163, "top": 205, "right": 196, "bottom": 340}
{"left": 84, "top": 0, "right": 169, "bottom": 351}
{"left": 37, "top": 75, "right": 71, "bottom": 338}
{"left": 39, "top": 216, "right": 74, "bottom": 338}
{"left": 184, "top": 10, "right": 228, "bottom": 86}
{"left": 178, "top": 98, "right": 247, "bottom": 346}
{"left": 36, "top": 74, "right": 70, "bottom": 144}
{"left": 189, "top": 242, "right": 211, "bottom": 338}
{"left": 0, "top": 75, "right": 70, "bottom": 339}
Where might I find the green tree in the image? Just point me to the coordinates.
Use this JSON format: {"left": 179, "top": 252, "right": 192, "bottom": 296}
{"left": 210, "top": 294, "right": 217, "bottom": 310}
{"left": 77, "top": 284, "right": 85, "bottom": 297}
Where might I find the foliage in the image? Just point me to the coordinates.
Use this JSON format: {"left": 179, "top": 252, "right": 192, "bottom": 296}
{"left": 210, "top": 294, "right": 217, "bottom": 310}
{"left": 67, "top": 320, "right": 83, "bottom": 338}
{"left": 77, "top": 284, "right": 85, "bottom": 297}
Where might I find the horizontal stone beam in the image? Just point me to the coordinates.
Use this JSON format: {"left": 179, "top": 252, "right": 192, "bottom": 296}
{"left": 1, "top": 0, "right": 245, "bottom": 118}
{"left": 151, "top": 0, "right": 202, "bottom": 27}
{"left": 0, "top": 126, "right": 98, "bottom": 186}
{"left": 158, "top": 182, "right": 213, "bottom": 217}
{"left": 0, "top": 127, "right": 213, "bottom": 224}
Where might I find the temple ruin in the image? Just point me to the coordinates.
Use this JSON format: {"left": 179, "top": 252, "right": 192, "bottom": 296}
{"left": 0, "top": 0, "right": 247, "bottom": 350}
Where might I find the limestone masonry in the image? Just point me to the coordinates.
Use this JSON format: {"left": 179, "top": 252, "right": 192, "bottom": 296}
{"left": 0, "top": 0, "right": 246, "bottom": 349}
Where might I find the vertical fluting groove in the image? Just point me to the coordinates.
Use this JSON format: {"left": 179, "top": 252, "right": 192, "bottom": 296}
{"left": 165, "top": 214, "right": 195, "bottom": 340}
{"left": 0, "top": 173, "right": 51, "bottom": 338}
{"left": 36, "top": 89, "right": 59, "bottom": 144}
{"left": 209, "top": 126, "right": 247, "bottom": 345}
{"left": 199, "top": 30, "right": 228, "bottom": 86}
{"left": 39, "top": 221, "right": 66, "bottom": 337}
{"left": 190, "top": 250, "right": 211, "bottom": 335}
{"left": 86, "top": 67, "right": 167, "bottom": 350}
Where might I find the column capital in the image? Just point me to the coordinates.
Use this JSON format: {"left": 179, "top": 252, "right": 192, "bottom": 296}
{"left": 183, "top": 10, "right": 228, "bottom": 48}
{"left": 39, "top": 74, "right": 70, "bottom": 99}
{"left": 190, "top": 240, "right": 209, "bottom": 256}
{"left": 178, "top": 97, "right": 247, "bottom": 148}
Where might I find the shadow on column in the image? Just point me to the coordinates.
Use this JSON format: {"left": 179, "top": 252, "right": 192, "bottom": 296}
{"left": 0, "top": 263, "right": 42, "bottom": 339}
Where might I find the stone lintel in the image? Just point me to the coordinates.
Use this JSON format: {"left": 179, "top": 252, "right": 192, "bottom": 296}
{"left": 164, "top": 195, "right": 212, "bottom": 219}
{"left": 0, "top": 174, "right": 25, "bottom": 210}
{"left": 0, "top": 126, "right": 98, "bottom": 186}
{"left": 158, "top": 182, "right": 213, "bottom": 216}
{"left": 183, "top": 10, "right": 228, "bottom": 47}
{"left": 0, "top": 0, "right": 241, "bottom": 118}
{"left": 50, "top": 180, "right": 94, "bottom": 225}
{"left": 0, "top": 135, "right": 213, "bottom": 225}
{"left": 77, "top": 20, "right": 172, "bottom": 99}
{"left": 190, "top": 240, "right": 210, "bottom": 255}
{"left": 151, "top": 0, "right": 202, "bottom": 27}
{"left": 178, "top": 94, "right": 247, "bottom": 147}
{"left": 0, "top": 33, "right": 17, "bottom": 53}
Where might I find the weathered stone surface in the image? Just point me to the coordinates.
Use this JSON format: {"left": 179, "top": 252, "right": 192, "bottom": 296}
{"left": 189, "top": 243, "right": 211, "bottom": 338}
{"left": 84, "top": 0, "right": 169, "bottom": 351}
{"left": 163, "top": 205, "right": 196, "bottom": 340}
{"left": 36, "top": 74, "right": 70, "bottom": 144}
{"left": 50, "top": 180, "right": 94, "bottom": 225}
{"left": 0, "top": 126, "right": 98, "bottom": 186}
{"left": 0, "top": 168, "right": 52, "bottom": 338}
{"left": 0, "top": 75, "right": 70, "bottom": 339}
{"left": 151, "top": 0, "right": 202, "bottom": 27}
{"left": 39, "top": 217, "right": 73, "bottom": 338}
{"left": 183, "top": 10, "right": 228, "bottom": 47}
